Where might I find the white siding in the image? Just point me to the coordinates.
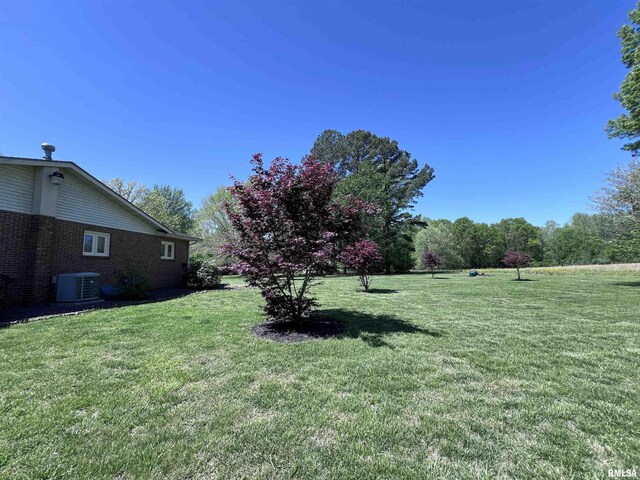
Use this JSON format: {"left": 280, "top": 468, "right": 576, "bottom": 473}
{"left": 56, "top": 170, "right": 158, "bottom": 234}
{"left": 0, "top": 164, "right": 34, "bottom": 214}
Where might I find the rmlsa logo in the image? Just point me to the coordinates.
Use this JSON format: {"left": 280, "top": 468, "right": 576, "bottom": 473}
{"left": 609, "top": 469, "right": 637, "bottom": 478}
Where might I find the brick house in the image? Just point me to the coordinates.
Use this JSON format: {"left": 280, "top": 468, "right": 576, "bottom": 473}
{"left": 0, "top": 145, "right": 199, "bottom": 305}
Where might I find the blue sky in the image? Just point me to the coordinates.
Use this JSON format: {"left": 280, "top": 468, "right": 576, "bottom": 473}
{"left": 0, "top": 1, "right": 634, "bottom": 226}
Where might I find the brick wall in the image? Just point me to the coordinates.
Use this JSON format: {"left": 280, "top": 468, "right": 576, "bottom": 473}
{"left": 1, "top": 209, "right": 190, "bottom": 305}
{"left": 0, "top": 210, "right": 34, "bottom": 304}
{"left": 26, "top": 215, "right": 57, "bottom": 303}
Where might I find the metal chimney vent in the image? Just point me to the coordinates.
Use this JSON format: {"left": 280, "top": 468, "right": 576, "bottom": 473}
{"left": 41, "top": 143, "right": 56, "bottom": 160}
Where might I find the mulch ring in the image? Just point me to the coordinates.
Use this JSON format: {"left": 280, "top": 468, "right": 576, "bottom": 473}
{"left": 253, "top": 317, "right": 345, "bottom": 343}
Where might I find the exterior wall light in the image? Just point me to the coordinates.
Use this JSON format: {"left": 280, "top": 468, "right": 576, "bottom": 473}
{"left": 49, "top": 170, "right": 65, "bottom": 185}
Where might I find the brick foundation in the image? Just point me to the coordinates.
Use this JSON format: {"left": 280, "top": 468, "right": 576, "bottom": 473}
{"left": 0, "top": 209, "right": 189, "bottom": 305}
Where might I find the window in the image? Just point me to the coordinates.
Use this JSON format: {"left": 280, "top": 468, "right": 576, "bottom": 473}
{"left": 83, "top": 231, "right": 110, "bottom": 257}
{"left": 161, "top": 241, "right": 175, "bottom": 260}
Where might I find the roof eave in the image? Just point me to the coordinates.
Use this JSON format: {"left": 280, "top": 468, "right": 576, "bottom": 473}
{"left": 158, "top": 232, "right": 202, "bottom": 242}
{"left": 0, "top": 156, "right": 184, "bottom": 236}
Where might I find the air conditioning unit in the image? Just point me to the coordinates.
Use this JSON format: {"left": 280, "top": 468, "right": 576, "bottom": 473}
{"left": 56, "top": 272, "right": 101, "bottom": 302}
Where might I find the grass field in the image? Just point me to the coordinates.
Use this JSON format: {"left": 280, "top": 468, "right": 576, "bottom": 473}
{"left": 1, "top": 271, "right": 639, "bottom": 479}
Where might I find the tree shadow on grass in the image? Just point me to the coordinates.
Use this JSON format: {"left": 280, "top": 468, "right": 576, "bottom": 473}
{"left": 254, "top": 310, "right": 442, "bottom": 347}
{"left": 365, "top": 288, "right": 399, "bottom": 294}
{"left": 611, "top": 281, "right": 640, "bottom": 287}
{"left": 512, "top": 278, "right": 537, "bottom": 282}
{"left": 323, "top": 308, "right": 442, "bottom": 348}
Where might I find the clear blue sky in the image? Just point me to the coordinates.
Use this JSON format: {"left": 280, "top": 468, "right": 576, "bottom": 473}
{"left": 0, "top": 1, "right": 634, "bottom": 226}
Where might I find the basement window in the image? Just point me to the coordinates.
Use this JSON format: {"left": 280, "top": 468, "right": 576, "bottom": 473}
{"left": 161, "top": 241, "right": 175, "bottom": 260}
{"left": 83, "top": 231, "right": 110, "bottom": 257}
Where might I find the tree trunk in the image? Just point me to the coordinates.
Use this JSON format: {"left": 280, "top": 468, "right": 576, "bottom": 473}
{"left": 383, "top": 216, "right": 392, "bottom": 275}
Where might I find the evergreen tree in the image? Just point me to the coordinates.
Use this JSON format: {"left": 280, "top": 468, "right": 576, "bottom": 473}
{"left": 312, "top": 129, "right": 434, "bottom": 273}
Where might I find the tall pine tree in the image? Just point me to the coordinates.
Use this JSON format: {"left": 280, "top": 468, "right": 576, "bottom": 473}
{"left": 312, "top": 129, "right": 434, "bottom": 273}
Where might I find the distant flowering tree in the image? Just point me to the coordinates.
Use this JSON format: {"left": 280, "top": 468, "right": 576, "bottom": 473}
{"left": 502, "top": 251, "right": 531, "bottom": 280}
{"left": 340, "top": 240, "right": 382, "bottom": 291}
{"left": 421, "top": 251, "right": 443, "bottom": 278}
{"left": 223, "top": 154, "right": 373, "bottom": 323}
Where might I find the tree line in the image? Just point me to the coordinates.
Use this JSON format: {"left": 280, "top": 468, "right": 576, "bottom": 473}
{"left": 414, "top": 211, "right": 640, "bottom": 270}
{"left": 105, "top": 131, "right": 640, "bottom": 272}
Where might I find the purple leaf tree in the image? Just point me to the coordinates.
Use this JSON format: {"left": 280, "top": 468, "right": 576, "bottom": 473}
{"left": 340, "top": 240, "right": 382, "bottom": 291}
{"left": 421, "top": 251, "right": 444, "bottom": 278}
{"left": 223, "top": 154, "right": 373, "bottom": 323}
{"left": 502, "top": 251, "right": 531, "bottom": 280}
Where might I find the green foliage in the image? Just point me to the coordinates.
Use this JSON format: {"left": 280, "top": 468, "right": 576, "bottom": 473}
{"left": 311, "top": 129, "right": 349, "bottom": 175}
{"left": 422, "top": 213, "right": 640, "bottom": 269}
{"left": 102, "top": 177, "right": 148, "bottom": 205}
{"left": 186, "top": 255, "right": 221, "bottom": 290}
{"left": 102, "top": 179, "right": 196, "bottom": 235}
{"left": 451, "top": 217, "right": 505, "bottom": 268}
{"left": 386, "top": 229, "right": 417, "bottom": 272}
{"left": 137, "top": 185, "right": 195, "bottom": 233}
{"left": 312, "top": 129, "right": 435, "bottom": 273}
{"left": 607, "top": 4, "right": 640, "bottom": 152}
{"left": 191, "top": 186, "right": 237, "bottom": 265}
{"left": 494, "top": 218, "right": 543, "bottom": 262}
{"left": 413, "top": 220, "right": 465, "bottom": 269}
{"left": 448, "top": 216, "right": 542, "bottom": 267}
{"left": 543, "top": 213, "right": 626, "bottom": 265}
{"left": 604, "top": 226, "right": 640, "bottom": 262}
{"left": 115, "top": 264, "right": 150, "bottom": 300}
{"left": 334, "top": 160, "right": 387, "bottom": 266}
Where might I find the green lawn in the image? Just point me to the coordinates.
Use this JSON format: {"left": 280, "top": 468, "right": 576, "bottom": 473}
{"left": 1, "top": 272, "right": 638, "bottom": 479}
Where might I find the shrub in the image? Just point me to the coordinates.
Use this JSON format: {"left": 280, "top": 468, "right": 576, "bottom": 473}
{"left": 196, "top": 262, "right": 221, "bottom": 289}
{"left": 421, "top": 251, "right": 444, "bottom": 278}
{"left": 223, "top": 154, "right": 373, "bottom": 322}
{"left": 340, "top": 240, "right": 382, "bottom": 291}
{"left": 186, "top": 256, "right": 221, "bottom": 289}
{"left": 502, "top": 251, "right": 532, "bottom": 280}
{"left": 115, "top": 265, "right": 150, "bottom": 300}
{"left": 186, "top": 258, "right": 203, "bottom": 288}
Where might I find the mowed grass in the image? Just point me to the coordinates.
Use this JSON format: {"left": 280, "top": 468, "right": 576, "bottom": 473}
{"left": 1, "top": 272, "right": 639, "bottom": 479}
